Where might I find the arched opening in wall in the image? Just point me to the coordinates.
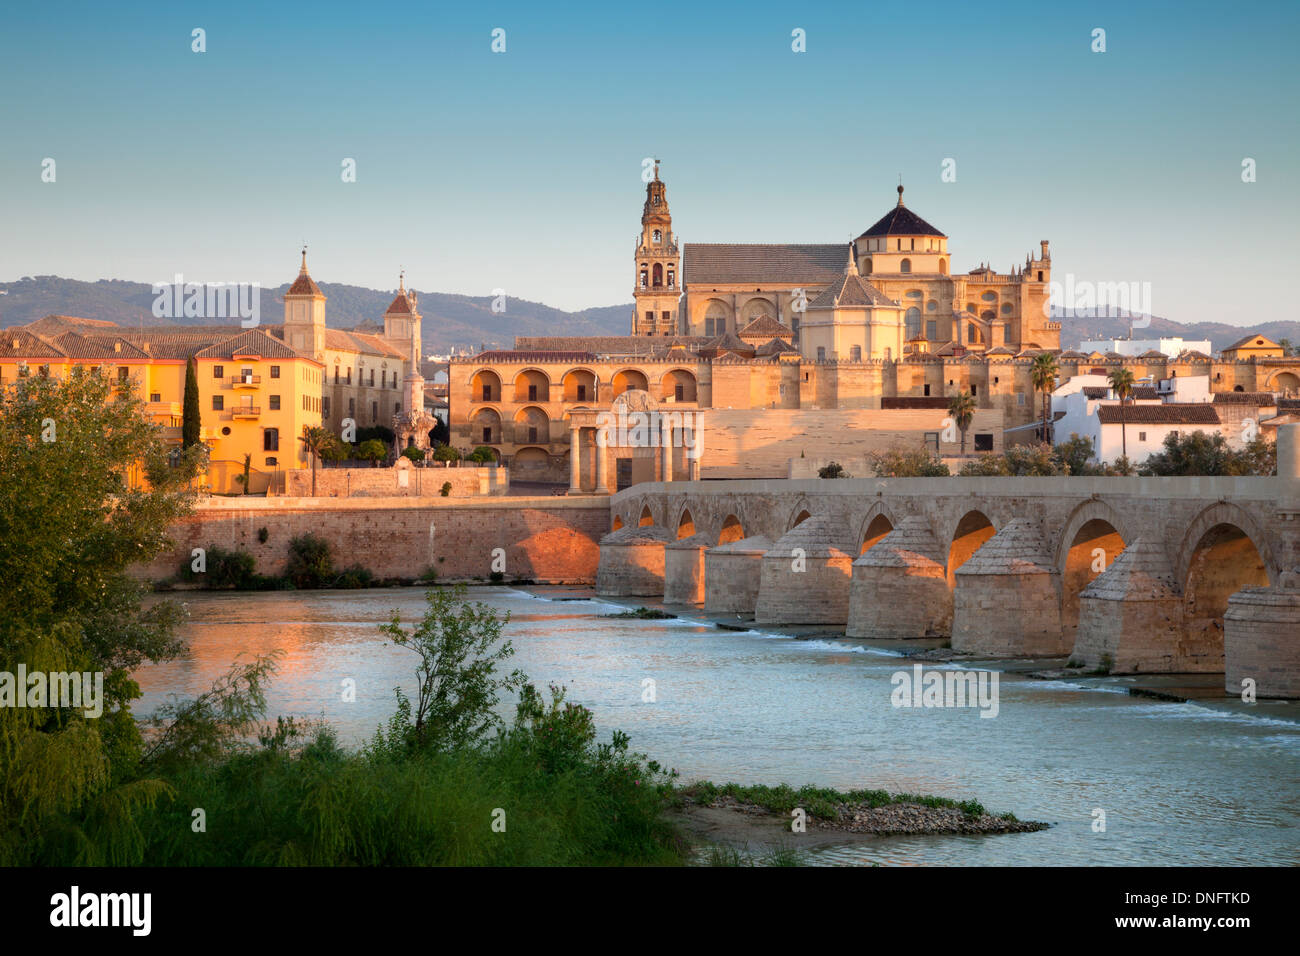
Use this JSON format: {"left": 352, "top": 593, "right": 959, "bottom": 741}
{"left": 947, "top": 511, "right": 995, "bottom": 588}
{"left": 652, "top": 263, "right": 664, "bottom": 287}
{"left": 1061, "top": 519, "right": 1126, "bottom": 644}
{"left": 1274, "top": 371, "right": 1300, "bottom": 394}
{"left": 1183, "top": 523, "right": 1268, "bottom": 648}
{"left": 900, "top": 258, "right": 912, "bottom": 274}
{"left": 661, "top": 369, "right": 697, "bottom": 403}
{"left": 470, "top": 407, "right": 502, "bottom": 445}
{"left": 861, "top": 514, "right": 894, "bottom": 554}
{"left": 562, "top": 368, "right": 597, "bottom": 402}
{"left": 905, "top": 307, "right": 922, "bottom": 340}
{"left": 512, "top": 369, "right": 551, "bottom": 404}
{"left": 471, "top": 369, "right": 502, "bottom": 402}
{"left": 638, "top": 505, "right": 654, "bottom": 527}
{"left": 718, "top": 514, "right": 745, "bottom": 544}
{"left": 511, "top": 446, "right": 551, "bottom": 481}
{"left": 612, "top": 515, "right": 624, "bottom": 531}
{"left": 613, "top": 369, "right": 650, "bottom": 396}
{"left": 939, "top": 258, "right": 948, "bottom": 276}
{"left": 512, "top": 406, "right": 549, "bottom": 445}
{"left": 703, "top": 299, "right": 730, "bottom": 337}
{"left": 677, "top": 509, "right": 695, "bottom": 539}
{"left": 791, "top": 509, "right": 811, "bottom": 530}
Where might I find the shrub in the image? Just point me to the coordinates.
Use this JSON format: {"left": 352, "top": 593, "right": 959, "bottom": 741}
{"left": 440, "top": 481, "right": 452, "bottom": 497}
{"left": 402, "top": 446, "right": 425, "bottom": 462}
{"left": 356, "top": 439, "right": 387, "bottom": 464}
{"left": 335, "top": 564, "right": 375, "bottom": 589}
{"left": 818, "top": 462, "right": 847, "bottom": 479}
{"left": 432, "top": 444, "right": 460, "bottom": 463}
{"left": 257, "top": 527, "right": 269, "bottom": 544}
{"left": 180, "top": 546, "right": 257, "bottom": 589}
{"left": 869, "top": 446, "right": 951, "bottom": 477}
{"left": 286, "top": 533, "right": 333, "bottom": 589}
{"left": 468, "top": 446, "right": 496, "bottom": 464}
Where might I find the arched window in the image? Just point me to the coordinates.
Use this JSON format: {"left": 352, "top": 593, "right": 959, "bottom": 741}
{"left": 652, "top": 229, "right": 662, "bottom": 243}
{"left": 939, "top": 259, "right": 948, "bottom": 275}
{"left": 905, "top": 307, "right": 922, "bottom": 340}
{"left": 900, "top": 258, "right": 912, "bottom": 274}
{"left": 850, "top": 345, "right": 862, "bottom": 362}
{"left": 652, "top": 263, "right": 663, "bottom": 287}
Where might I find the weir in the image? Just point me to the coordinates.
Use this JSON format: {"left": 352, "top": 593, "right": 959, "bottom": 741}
{"left": 606, "top": 433, "right": 1300, "bottom": 696}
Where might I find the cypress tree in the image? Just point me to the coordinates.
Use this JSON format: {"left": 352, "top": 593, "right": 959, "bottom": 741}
{"left": 182, "top": 355, "right": 201, "bottom": 448}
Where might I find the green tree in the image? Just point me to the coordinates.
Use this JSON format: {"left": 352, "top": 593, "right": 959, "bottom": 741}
{"left": 299, "top": 425, "right": 332, "bottom": 494}
{"left": 285, "top": 533, "right": 333, "bottom": 588}
{"left": 0, "top": 367, "right": 202, "bottom": 861}
{"left": 1031, "top": 352, "right": 1059, "bottom": 444}
{"left": 181, "top": 356, "right": 201, "bottom": 449}
{"left": 1107, "top": 367, "right": 1136, "bottom": 458}
{"left": 1139, "top": 431, "right": 1276, "bottom": 477}
{"left": 432, "top": 443, "right": 460, "bottom": 463}
{"left": 356, "top": 439, "right": 388, "bottom": 464}
{"left": 947, "top": 389, "right": 977, "bottom": 456}
{"left": 468, "top": 446, "right": 497, "bottom": 464}
{"left": 868, "top": 445, "right": 951, "bottom": 477}
{"left": 374, "top": 585, "right": 525, "bottom": 755}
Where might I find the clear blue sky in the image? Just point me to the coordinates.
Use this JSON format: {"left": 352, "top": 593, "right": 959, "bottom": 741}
{"left": 1, "top": 0, "right": 1297, "bottom": 325}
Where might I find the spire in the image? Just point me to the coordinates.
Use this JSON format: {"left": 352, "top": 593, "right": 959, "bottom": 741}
{"left": 846, "top": 240, "right": 858, "bottom": 275}
{"left": 654, "top": 158, "right": 660, "bottom": 182}
{"left": 399, "top": 269, "right": 405, "bottom": 295}
{"left": 897, "top": 179, "right": 904, "bottom": 207}
{"left": 300, "top": 245, "right": 309, "bottom": 274}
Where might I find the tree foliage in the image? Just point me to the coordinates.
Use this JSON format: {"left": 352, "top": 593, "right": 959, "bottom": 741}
{"left": 1139, "top": 431, "right": 1276, "bottom": 476}
{"left": 869, "top": 446, "right": 951, "bottom": 477}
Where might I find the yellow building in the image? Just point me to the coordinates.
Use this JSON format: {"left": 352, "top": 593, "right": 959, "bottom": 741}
{"left": 1221, "top": 334, "right": 1284, "bottom": 361}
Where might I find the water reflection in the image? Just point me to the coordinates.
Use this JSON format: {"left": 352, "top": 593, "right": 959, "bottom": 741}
{"left": 136, "top": 587, "right": 1300, "bottom": 866}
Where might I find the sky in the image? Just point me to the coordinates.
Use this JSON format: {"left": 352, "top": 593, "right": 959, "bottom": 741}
{"left": 1, "top": 0, "right": 1298, "bottom": 325}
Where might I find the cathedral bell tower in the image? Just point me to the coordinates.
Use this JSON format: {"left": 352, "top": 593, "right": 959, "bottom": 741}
{"left": 632, "top": 160, "right": 681, "bottom": 336}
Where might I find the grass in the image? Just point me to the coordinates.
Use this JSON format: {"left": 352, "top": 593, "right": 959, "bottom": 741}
{"left": 678, "top": 781, "right": 990, "bottom": 822}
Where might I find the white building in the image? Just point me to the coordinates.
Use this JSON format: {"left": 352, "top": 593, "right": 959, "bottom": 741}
{"left": 1078, "top": 337, "right": 1213, "bottom": 359}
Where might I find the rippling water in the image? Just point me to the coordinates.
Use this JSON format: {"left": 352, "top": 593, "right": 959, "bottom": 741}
{"left": 135, "top": 586, "right": 1300, "bottom": 866}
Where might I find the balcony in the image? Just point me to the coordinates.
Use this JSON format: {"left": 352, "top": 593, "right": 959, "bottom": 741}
{"left": 231, "top": 406, "right": 261, "bottom": 419}
{"left": 230, "top": 374, "right": 261, "bottom": 388}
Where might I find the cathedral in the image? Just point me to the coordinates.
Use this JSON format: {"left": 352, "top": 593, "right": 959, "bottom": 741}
{"left": 634, "top": 167, "right": 1059, "bottom": 357}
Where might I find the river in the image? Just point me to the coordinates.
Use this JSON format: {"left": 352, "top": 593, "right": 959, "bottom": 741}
{"left": 135, "top": 586, "right": 1300, "bottom": 866}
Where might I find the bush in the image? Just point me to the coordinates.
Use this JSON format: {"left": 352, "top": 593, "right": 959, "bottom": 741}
{"left": 402, "top": 446, "right": 425, "bottom": 462}
{"left": 440, "top": 481, "right": 452, "bottom": 497}
{"left": 468, "top": 446, "right": 496, "bottom": 464}
{"left": 356, "top": 439, "right": 387, "bottom": 464}
{"left": 180, "top": 546, "right": 257, "bottom": 589}
{"left": 818, "top": 462, "right": 848, "bottom": 479}
{"left": 870, "top": 446, "right": 950, "bottom": 477}
{"left": 334, "top": 564, "right": 375, "bottom": 589}
{"left": 432, "top": 444, "right": 460, "bottom": 463}
{"left": 356, "top": 425, "right": 396, "bottom": 445}
{"left": 286, "top": 533, "right": 333, "bottom": 589}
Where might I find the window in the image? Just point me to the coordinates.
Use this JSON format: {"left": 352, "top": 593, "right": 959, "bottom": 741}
{"left": 644, "top": 311, "right": 652, "bottom": 326}
{"left": 850, "top": 345, "right": 862, "bottom": 362}
{"left": 640, "top": 271, "right": 647, "bottom": 288}
{"left": 816, "top": 347, "right": 826, "bottom": 362}
{"left": 900, "top": 258, "right": 912, "bottom": 274}
{"left": 213, "top": 365, "right": 223, "bottom": 378}
{"left": 150, "top": 392, "right": 161, "bottom": 402}
{"left": 482, "top": 426, "right": 493, "bottom": 443}
{"left": 661, "top": 311, "right": 670, "bottom": 326}
{"left": 269, "top": 395, "right": 281, "bottom": 410}
{"left": 334, "top": 367, "right": 340, "bottom": 383}
{"left": 924, "top": 432, "right": 940, "bottom": 452}
{"left": 348, "top": 398, "right": 355, "bottom": 416}
{"left": 528, "top": 426, "right": 538, "bottom": 443}
{"left": 371, "top": 401, "right": 378, "bottom": 422}
{"left": 270, "top": 365, "right": 280, "bottom": 379}
{"left": 926, "top": 319, "right": 937, "bottom": 341}
{"left": 923, "top": 384, "right": 931, "bottom": 396}
{"left": 482, "top": 384, "right": 492, "bottom": 401}
{"left": 117, "top": 367, "right": 130, "bottom": 383}
{"left": 264, "top": 428, "right": 279, "bottom": 451}
{"left": 652, "top": 229, "right": 662, "bottom": 243}
{"left": 1016, "top": 393, "right": 1026, "bottom": 406}
{"left": 675, "top": 384, "right": 684, "bottom": 401}
{"left": 368, "top": 370, "right": 375, "bottom": 387}
{"left": 577, "top": 384, "right": 587, "bottom": 401}
{"left": 323, "top": 397, "right": 330, "bottom": 418}
{"left": 974, "top": 434, "right": 994, "bottom": 452}
{"left": 1138, "top": 431, "right": 1147, "bottom": 442}
{"left": 346, "top": 368, "right": 352, "bottom": 384}
{"left": 667, "top": 270, "right": 675, "bottom": 288}
{"left": 265, "top": 457, "right": 277, "bottom": 466}
{"left": 212, "top": 395, "right": 224, "bottom": 411}
{"left": 971, "top": 384, "right": 978, "bottom": 396}
{"left": 528, "top": 384, "right": 537, "bottom": 401}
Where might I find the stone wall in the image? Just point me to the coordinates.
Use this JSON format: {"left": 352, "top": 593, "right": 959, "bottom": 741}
{"left": 282, "top": 463, "right": 508, "bottom": 498}
{"left": 140, "top": 496, "right": 607, "bottom": 583}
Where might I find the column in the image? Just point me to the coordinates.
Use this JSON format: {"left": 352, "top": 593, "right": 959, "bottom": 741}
{"left": 661, "top": 415, "right": 673, "bottom": 482}
{"left": 569, "top": 422, "right": 582, "bottom": 493}
{"left": 595, "top": 428, "right": 610, "bottom": 495}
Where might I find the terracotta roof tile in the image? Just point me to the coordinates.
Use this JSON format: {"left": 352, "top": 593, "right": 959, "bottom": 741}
{"left": 682, "top": 243, "right": 846, "bottom": 284}
{"left": 1096, "top": 404, "right": 1219, "bottom": 425}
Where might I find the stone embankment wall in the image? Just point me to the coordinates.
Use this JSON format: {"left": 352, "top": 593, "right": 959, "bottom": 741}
{"left": 141, "top": 496, "right": 607, "bottom": 583}
{"left": 281, "top": 463, "right": 507, "bottom": 498}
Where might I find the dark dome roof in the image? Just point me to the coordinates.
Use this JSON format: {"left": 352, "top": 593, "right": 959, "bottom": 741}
{"left": 857, "top": 187, "right": 945, "bottom": 239}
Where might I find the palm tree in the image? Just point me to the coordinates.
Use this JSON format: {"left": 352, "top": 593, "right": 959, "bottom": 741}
{"left": 1031, "top": 352, "right": 1059, "bottom": 445}
{"left": 299, "top": 425, "right": 332, "bottom": 496}
{"left": 1107, "top": 367, "right": 1135, "bottom": 459}
{"left": 948, "top": 389, "right": 977, "bottom": 456}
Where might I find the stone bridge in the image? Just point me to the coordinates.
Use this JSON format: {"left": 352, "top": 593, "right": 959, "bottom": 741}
{"left": 597, "top": 471, "right": 1300, "bottom": 698}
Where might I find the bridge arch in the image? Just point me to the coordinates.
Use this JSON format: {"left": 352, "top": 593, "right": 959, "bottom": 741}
{"left": 857, "top": 503, "right": 896, "bottom": 554}
{"left": 1178, "top": 503, "right": 1274, "bottom": 650}
{"left": 611, "top": 514, "right": 624, "bottom": 531}
{"left": 946, "top": 509, "right": 997, "bottom": 588}
{"left": 1056, "top": 500, "right": 1130, "bottom": 647}
{"left": 787, "top": 499, "right": 813, "bottom": 533}
{"left": 717, "top": 512, "right": 746, "bottom": 545}
{"left": 676, "top": 506, "right": 696, "bottom": 539}
{"left": 638, "top": 503, "right": 655, "bottom": 527}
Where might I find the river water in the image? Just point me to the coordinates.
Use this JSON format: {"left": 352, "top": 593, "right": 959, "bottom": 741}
{"left": 135, "top": 586, "right": 1300, "bottom": 866}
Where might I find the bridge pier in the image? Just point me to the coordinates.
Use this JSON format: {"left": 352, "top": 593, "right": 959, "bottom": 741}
{"left": 755, "top": 516, "right": 855, "bottom": 625}
{"left": 952, "top": 518, "right": 1067, "bottom": 656}
{"left": 595, "top": 525, "right": 672, "bottom": 596}
{"left": 1073, "top": 537, "right": 1189, "bottom": 672}
{"left": 703, "top": 535, "right": 772, "bottom": 614}
{"left": 663, "top": 534, "right": 710, "bottom": 605}
{"left": 1225, "top": 575, "right": 1300, "bottom": 699}
{"left": 846, "top": 516, "right": 950, "bottom": 639}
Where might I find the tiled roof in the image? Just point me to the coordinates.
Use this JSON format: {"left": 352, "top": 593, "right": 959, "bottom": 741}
{"left": 194, "top": 328, "right": 304, "bottom": 360}
{"left": 1223, "top": 333, "right": 1279, "bottom": 351}
{"left": 682, "top": 243, "right": 846, "bottom": 285}
{"left": 1058, "top": 350, "right": 1088, "bottom": 359}
{"left": 1174, "top": 350, "right": 1212, "bottom": 361}
{"left": 1096, "top": 404, "right": 1219, "bottom": 425}
{"left": 807, "top": 271, "right": 897, "bottom": 309}
{"left": 755, "top": 337, "right": 800, "bottom": 356}
{"left": 1137, "top": 349, "right": 1168, "bottom": 359}
{"left": 0, "top": 328, "right": 66, "bottom": 358}
{"left": 286, "top": 268, "right": 323, "bottom": 297}
{"left": 856, "top": 194, "right": 944, "bottom": 238}
{"left": 513, "top": 335, "right": 710, "bottom": 354}
{"left": 737, "top": 315, "right": 792, "bottom": 339}
{"left": 385, "top": 292, "right": 414, "bottom": 315}
{"left": 473, "top": 351, "right": 598, "bottom": 363}
{"left": 24, "top": 314, "right": 118, "bottom": 334}
{"left": 1213, "top": 391, "right": 1277, "bottom": 405}
{"left": 700, "top": 332, "right": 755, "bottom": 355}
{"left": 116, "top": 329, "right": 230, "bottom": 359}
{"left": 51, "top": 332, "right": 151, "bottom": 360}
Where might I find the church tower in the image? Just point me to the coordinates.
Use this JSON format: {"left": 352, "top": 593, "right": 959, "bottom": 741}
{"left": 632, "top": 160, "right": 680, "bottom": 336}
{"left": 382, "top": 271, "right": 421, "bottom": 364}
{"left": 283, "top": 247, "right": 327, "bottom": 359}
